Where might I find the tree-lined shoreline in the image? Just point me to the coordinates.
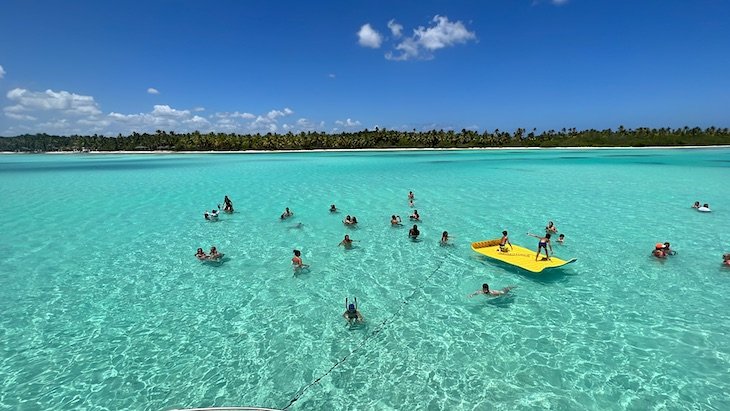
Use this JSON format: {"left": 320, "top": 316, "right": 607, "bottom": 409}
{"left": 2, "top": 126, "right": 729, "bottom": 152}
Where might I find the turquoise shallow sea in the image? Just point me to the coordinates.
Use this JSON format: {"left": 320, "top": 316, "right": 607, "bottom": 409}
{"left": 1, "top": 148, "right": 729, "bottom": 410}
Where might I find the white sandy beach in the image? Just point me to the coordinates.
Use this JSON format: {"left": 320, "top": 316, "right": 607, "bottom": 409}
{"left": 3, "top": 145, "right": 730, "bottom": 155}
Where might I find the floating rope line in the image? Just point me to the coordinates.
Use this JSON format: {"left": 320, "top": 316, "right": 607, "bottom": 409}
{"left": 281, "top": 258, "right": 447, "bottom": 410}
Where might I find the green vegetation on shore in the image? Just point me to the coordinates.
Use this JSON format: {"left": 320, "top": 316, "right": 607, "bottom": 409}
{"left": 2, "top": 126, "right": 729, "bottom": 152}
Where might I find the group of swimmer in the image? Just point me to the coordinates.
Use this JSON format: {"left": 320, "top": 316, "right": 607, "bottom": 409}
{"left": 651, "top": 242, "right": 676, "bottom": 259}
{"left": 652, "top": 201, "right": 724, "bottom": 264}
{"left": 195, "top": 246, "right": 223, "bottom": 261}
{"left": 691, "top": 201, "right": 712, "bottom": 212}
{"left": 198, "top": 195, "right": 235, "bottom": 260}
{"left": 203, "top": 195, "right": 235, "bottom": 221}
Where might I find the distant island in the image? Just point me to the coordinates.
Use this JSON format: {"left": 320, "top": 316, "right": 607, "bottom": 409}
{"left": 2, "top": 126, "right": 729, "bottom": 152}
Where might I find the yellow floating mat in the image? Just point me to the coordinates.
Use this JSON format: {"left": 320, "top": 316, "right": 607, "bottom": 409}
{"left": 471, "top": 239, "right": 576, "bottom": 273}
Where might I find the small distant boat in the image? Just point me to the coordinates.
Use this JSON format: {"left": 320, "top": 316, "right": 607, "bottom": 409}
{"left": 471, "top": 239, "right": 576, "bottom": 273}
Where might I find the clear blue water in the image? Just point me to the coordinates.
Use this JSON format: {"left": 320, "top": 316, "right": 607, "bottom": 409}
{"left": 1, "top": 148, "right": 729, "bottom": 411}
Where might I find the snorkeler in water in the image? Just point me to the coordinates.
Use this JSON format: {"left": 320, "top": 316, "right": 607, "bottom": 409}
{"left": 343, "top": 297, "right": 364, "bottom": 324}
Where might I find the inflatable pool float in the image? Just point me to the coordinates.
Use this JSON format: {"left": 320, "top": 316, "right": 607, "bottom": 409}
{"left": 471, "top": 239, "right": 576, "bottom": 273}
{"left": 697, "top": 206, "right": 711, "bottom": 212}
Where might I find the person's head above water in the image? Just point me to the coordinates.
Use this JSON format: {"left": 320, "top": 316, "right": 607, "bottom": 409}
{"left": 293, "top": 249, "right": 301, "bottom": 257}
{"left": 482, "top": 283, "right": 490, "bottom": 292}
{"left": 502, "top": 230, "right": 508, "bottom": 236}
{"left": 545, "top": 233, "right": 551, "bottom": 239}
{"left": 348, "top": 303, "right": 356, "bottom": 312}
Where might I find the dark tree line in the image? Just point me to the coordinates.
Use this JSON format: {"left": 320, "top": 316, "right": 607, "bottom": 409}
{"left": 1, "top": 126, "right": 729, "bottom": 152}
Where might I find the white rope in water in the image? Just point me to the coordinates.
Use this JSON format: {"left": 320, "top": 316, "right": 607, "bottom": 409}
{"left": 171, "top": 407, "right": 283, "bottom": 411}
{"left": 280, "top": 258, "right": 448, "bottom": 410}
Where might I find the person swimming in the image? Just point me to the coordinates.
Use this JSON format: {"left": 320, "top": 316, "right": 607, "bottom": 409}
{"left": 723, "top": 253, "right": 730, "bottom": 266}
{"left": 292, "top": 249, "right": 309, "bottom": 270}
{"left": 545, "top": 221, "right": 558, "bottom": 234}
{"left": 663, "top": 242, "right": 676, "bottom": 256}
{"left": 692, "top": 201, "right": 700, "bottom": 208}
{"left": 281, "top": 207, "right": 293, "bottom": 219}
{"left": 391, "top": 215, "right": 402, "bottom": 226}
{"left": 468, "top": 283, "right": 516, "bottom": 298}
{"left": 652, "top": 243, "right": 667, "bottom": 259}
{"left": 343, "top": 297, "right": 364, "bottom": 324}
{"left": 557, "top": 234, "right": 565, "bottom": 244}
{"left": 208, "top": 246, "right": 222, "bottom": 260}
{"left": 528, "top": 232, "right": 552, "bottom": 261}
{"left": 440, "top": 231, "right": 450, "bottom": 245}
{"left": 223, "top": 195, "right": 234, "bottom": 213}
{"left": 195, "top": 248, "right": 208, "bottom": 260}
{"left": 338, "top": 234, "right": 357, "bottom": 249}
{"left": 409, "top": 210, "right": 420, "bottom": 221}
{"left": 409, "top": 224, "right": 420, "bottom": 239}
{"left": 408, "top": 191, "right": 415, "bottom": 200}
{"left": 329, "top": 204, "right": 337, "bottom": 212}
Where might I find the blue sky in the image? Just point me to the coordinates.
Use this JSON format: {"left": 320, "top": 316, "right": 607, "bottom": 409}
{"left": 1, "top": 0, "right": 728, "bottom": 136}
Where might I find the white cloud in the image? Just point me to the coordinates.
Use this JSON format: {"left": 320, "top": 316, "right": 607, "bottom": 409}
{"left": 216, "top": 111, "right": 255, "bottom": 119}
{"left": 284, "top": 118, "right": 324, "bottom": 132}
{"left": 383, "top": 15, "right": 477, "bottom": 61}
{"left": 151, "top": 104, "right": 190, "bottom": 118}
{"left": 147, "top": 87, "right": 159, "bottom": 95}
{"left": 335, "top": 118, "right": 361, "bottom": 127}
{"left": 267, "top": 108, "right": 293, "bottom": 120}
{"left": 328, "top": 73, "right": 336, "bottom": 79}
{"left": 357, "top": 23, "right": 383, "bottom": 48}
{"left": 5, "top": 88, "right": 101, "bottom": 115}
{"left": 388, "top": 19, "right": 403, "bottom": 37}
{"left": 1, "top": 86, "right": 327, "bottom": 136}
{"left": 183, "top": 115, "right": 210, "bottom": 127}
{"left": 5, "top": 112, "right": 36, "bottom": 121}
{"left": 193, "top": 107, "right": 205, "bottom": 112}
{"left": 0, "top": 65, "right": 5, "bottom": 79}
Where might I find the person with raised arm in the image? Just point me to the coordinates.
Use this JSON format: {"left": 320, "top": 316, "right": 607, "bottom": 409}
{"left": 527, "top": 232, "right": 552, "bottom": 261}
{"left": 343, "top": 297, "right": 364, "bottom": 324}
